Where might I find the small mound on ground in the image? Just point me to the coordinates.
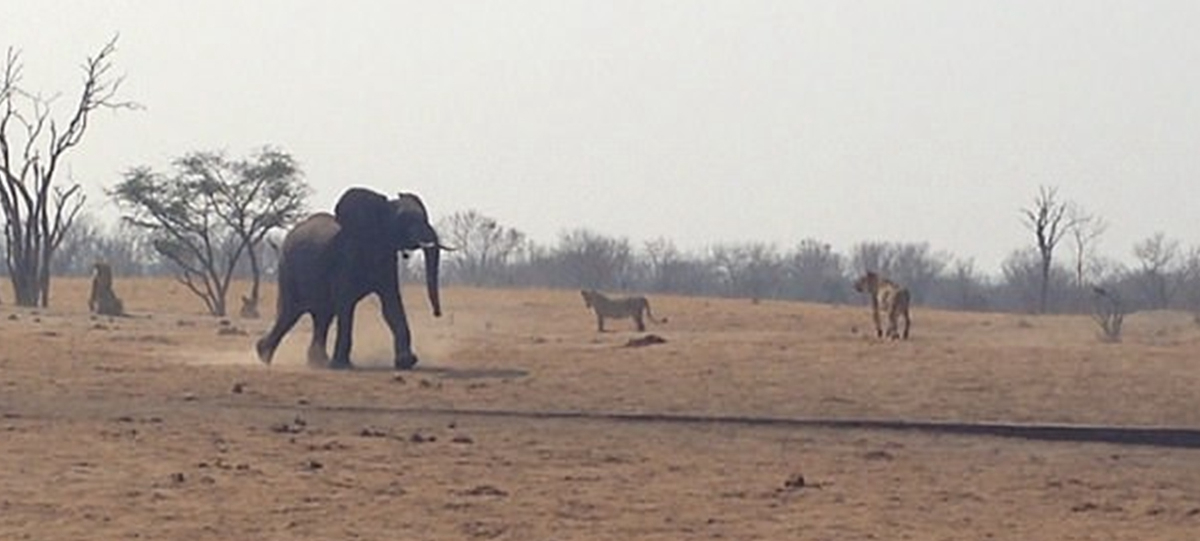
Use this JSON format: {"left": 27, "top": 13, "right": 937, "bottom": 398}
{"left": 623, "top": 334, "right": 667, "bottom": 348}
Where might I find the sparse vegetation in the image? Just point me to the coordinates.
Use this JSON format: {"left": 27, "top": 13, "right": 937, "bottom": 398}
{"left": 1091, "top": 286, "right": 1126, "bottom": 343}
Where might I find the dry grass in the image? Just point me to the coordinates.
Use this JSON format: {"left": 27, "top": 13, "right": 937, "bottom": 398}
{"left": 1, "top": 277, "right": 1199, "bottom": 540}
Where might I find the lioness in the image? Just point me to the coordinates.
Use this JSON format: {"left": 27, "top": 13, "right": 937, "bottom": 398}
{"left": 88, "top": 261, "right": 126, "bottom": 317}
{"left": 580, "top": 289, "right": 666, "bottom": 332}
{"left": 853, "top": 271, "right": 910, "bottom": 340}
{"left": 239, "top": 295, "right": 260, "bottom": 319}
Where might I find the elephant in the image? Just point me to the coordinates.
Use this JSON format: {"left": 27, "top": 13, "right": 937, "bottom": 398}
{"left": 255, "top": 186, "right": 446, "bottom": 370}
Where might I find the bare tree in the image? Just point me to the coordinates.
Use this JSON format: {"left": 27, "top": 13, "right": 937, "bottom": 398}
{"left": 1021, "top": 186, "right": 1076, "bottom": 313}
{"left": 887, "top": 242, "right": 947, "bottom": 304}
{"left": 438, "top": 209, "right": 526, "bottom": 286}
{"left": 642, "top": 237, "right": 679, "bottom": 290}
{"left": 1179, "top": 246, "right": 1200, "bottom": 322}
{"left": 1131, "top": 232, "right": 1179, "bottom": 310}
{"left": 942, "top": 258, "right": 990, "bottom": 311}
{"left": 781, "top": 239, "right": 847, "bottom": 303}
{"left": 710, "top": 242, "right": 782, "bottom": 299}
{"left": 111, "top": 148, "right": 308, "bottom": 316}
{"left": 551, "top": 228, "right": 635, "bottom": 290}
{"left": 850, "top": 241, "right": 894, "bottom": 275}
{"left": 0, "top": 36, "right": 137, "bottom": 306}
{"left": 1067, "top": 204, "right": 1107, "bottom": 288}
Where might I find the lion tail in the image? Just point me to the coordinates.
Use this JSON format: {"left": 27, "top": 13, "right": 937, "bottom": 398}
{"left": 645, "top": 300, "right": 667, "bottom": 324}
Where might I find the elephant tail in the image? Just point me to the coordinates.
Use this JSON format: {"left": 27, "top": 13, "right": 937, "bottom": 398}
{"left": 273, "top": 255, "right": 293, "bottom": 317}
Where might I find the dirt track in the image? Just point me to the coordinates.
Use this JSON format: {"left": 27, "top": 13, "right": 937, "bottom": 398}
{"left": 2, "top": 278, "right": 1199, "bottom": 539}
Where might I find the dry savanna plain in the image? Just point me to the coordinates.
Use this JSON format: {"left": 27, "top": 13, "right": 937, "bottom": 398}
{"left": 2, "top": 277, "right": 1200, "bottom": 540}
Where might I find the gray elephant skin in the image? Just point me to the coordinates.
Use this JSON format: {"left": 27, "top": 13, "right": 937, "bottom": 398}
{"left": 255, "top": 186, "right": 445, "bottom": 370}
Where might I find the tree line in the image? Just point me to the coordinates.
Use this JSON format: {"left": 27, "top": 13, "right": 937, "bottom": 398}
{"left": 432, "top": 212, "right": 1200, "bottom": 316}
{"left": 21, "top": 204, "right": 1200, "bottom": 318}
{"left": 3, "top": 38, "right": 1198, "bottom": 319}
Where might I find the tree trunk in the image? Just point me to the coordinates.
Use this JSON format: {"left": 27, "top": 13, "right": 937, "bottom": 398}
{"left": 1038, "top": 257, "right": 1051, "bottom": 314}
{"left": 11, "top": 271, "right": 38, "bottom": 306}
{"left": 248, "top": 241, "right": 262, "bottom": 305}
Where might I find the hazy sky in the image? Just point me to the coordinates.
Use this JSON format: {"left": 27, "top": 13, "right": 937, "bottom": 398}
{"left": 4, "top": 1, "right": 1198, "bottom": 272}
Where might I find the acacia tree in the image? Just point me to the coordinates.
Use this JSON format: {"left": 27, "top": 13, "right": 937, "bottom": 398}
{"left": 0, "top": 37, "right": 136, "bottom": 306}
{"left": 1021, "top": 186, "right": 1076, "bottom": 313}
{"left": 111, "top": 148, "right": 308, "bottom": 316}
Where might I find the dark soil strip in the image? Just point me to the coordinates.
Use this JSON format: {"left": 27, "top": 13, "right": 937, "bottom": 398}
{"left": 270, "top": 403, "right": 1200, "bottom": 449}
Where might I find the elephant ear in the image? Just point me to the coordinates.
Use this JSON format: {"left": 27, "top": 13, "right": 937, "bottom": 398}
{"left": 394, "top": 192, "right": 428, "bottom": 218}
{"left": 334, "top": 187, "right": 392, "bottom": 240}
{"left": 390, "top": 192, "right": 436, "bottom": 250}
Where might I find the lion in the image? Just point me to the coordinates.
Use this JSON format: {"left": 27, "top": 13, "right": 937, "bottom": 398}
{"left": 239, "top": 295, "right": 260, "bottom": 319}
{"left": 853, "top": 271, "right": 911, "bottom": 340}
{"left": 580, "top": 289, "right": 666, "bottom": 332}
{"left": 88, "top": 261, "right": 126, "bottom": 317}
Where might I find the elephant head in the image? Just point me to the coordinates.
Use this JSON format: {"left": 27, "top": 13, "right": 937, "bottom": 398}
{"left": 334, "top": 187, "right": 445, "bottom": 317}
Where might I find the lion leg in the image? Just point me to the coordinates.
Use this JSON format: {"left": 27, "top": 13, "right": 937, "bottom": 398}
{"left": 635, "top": 313, "right": 646, "bottom": 332}
{"left": 902, "top": 310, "right": 911, "bottom": 340}
{"left": 872, "top": 308, "right": 883, "bottom": 338}
{"left": 596, "top": 314, "right": 605, "bottom": 332}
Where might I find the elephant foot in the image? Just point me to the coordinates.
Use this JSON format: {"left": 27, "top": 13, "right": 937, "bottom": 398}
{"left": 395, "top": 353, "right": 419, "bottom": 371}
{"left": 306, "top": 347, "right": 330, "bottom": 368}
{"left": 329, "top": 359, "right": 354, "bottom": 370}
{"left": 255, "top": 339, "right": 274, "bottom": 365}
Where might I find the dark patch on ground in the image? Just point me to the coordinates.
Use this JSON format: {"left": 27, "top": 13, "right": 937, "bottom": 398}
{"left": 254, "top": 403, "right": 1200, "bottom": 450}
{"left": 623, "top": 334, "right": 667, "bottom": 348}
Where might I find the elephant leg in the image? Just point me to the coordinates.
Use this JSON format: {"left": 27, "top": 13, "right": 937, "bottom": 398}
{"left": 330, "top": 304, "right": 356, "bottom": 370}
{"left": 380, "top": 291, "right": 418, "bottom": 370}
{"left": 256, "top": 308, "right": 303, "bottom": 365}
{"left": 307, "top": 311, "right": 334, "bottom": 367}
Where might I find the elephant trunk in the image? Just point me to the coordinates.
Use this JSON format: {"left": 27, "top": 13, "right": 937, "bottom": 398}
{"left": 423, "top": 245, "right": 442, "bottom": 317}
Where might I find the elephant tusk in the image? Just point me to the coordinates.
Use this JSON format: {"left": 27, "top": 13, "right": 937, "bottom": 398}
{"left": 419, "top": 241, "right": 457, "bottom": 252}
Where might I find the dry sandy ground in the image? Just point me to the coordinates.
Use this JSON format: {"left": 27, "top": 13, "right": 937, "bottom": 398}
{"left": 2, "top": 277, "right": 1199, "bottom": 540}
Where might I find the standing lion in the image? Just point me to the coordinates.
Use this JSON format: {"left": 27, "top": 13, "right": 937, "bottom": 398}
{"left": 580, "top": 289, "right": 666, "bottom": 332}
{"left": 853, "top": 271, "right": 911, "bottom": 340}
